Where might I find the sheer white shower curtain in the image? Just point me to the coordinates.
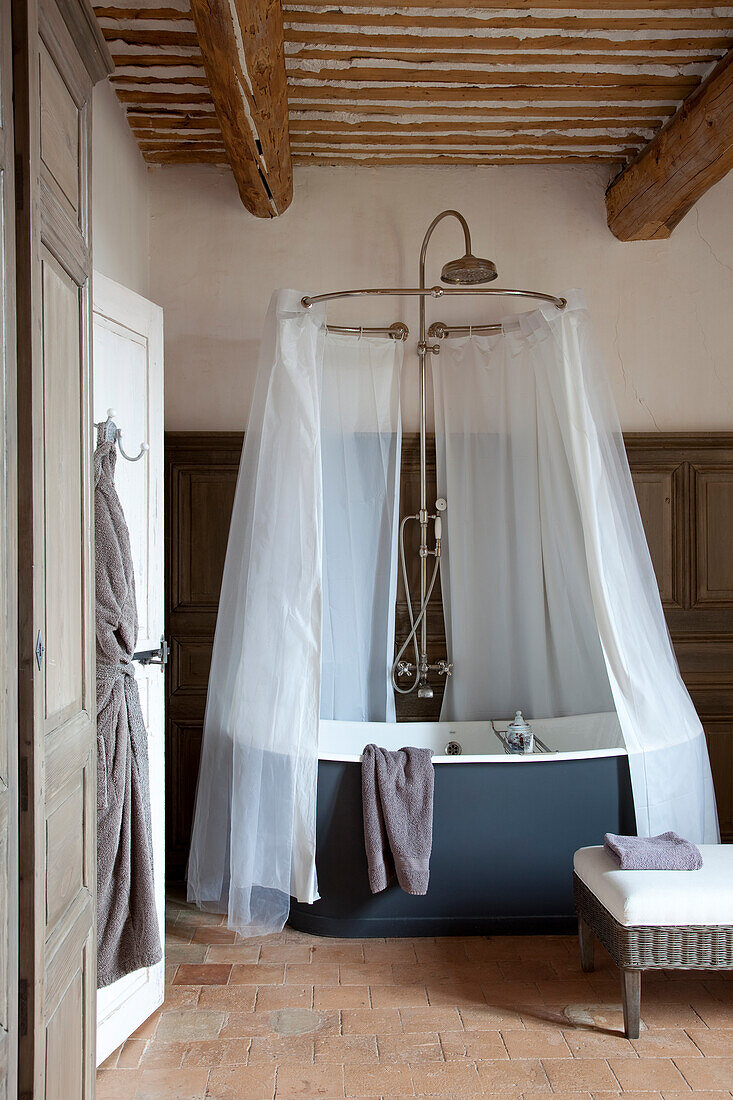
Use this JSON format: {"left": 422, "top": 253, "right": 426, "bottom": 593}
{"left": 434, "top": 324, "right": 614, "bottom": 723}
{"left": 188, "top": 292, "right": 403, "bottom": 936}
{"left": 321, "top": 334, "right": 402, "bottom": 722}
{"left": 434, "top": 292, "right": 718, "bottom": 844}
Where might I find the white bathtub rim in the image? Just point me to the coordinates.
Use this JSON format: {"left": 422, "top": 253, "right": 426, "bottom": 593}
{"left": 319, "top": 712, "right": 629, "bottom": 764}
{"left": 319, "top": 747, "right": 629, "bottom": 764}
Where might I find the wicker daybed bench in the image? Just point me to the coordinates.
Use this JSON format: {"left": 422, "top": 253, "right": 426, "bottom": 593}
{"left": 573, "top": 845, "right": 733, "bottom": 1038}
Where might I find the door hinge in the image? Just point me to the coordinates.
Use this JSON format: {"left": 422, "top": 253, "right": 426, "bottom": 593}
{"left": 35, "top": 630, "right": 44, "bottom": 670}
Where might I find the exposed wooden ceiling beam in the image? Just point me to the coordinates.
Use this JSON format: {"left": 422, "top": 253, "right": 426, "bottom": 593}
{"left": 607, "top": 49, "right": 733, "bottom": 240}
{"left": 188, "top": 0, "right": 292, "bottom": 217}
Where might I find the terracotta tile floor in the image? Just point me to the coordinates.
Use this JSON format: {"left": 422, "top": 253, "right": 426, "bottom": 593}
{"left": 97, "top": 891, "right": 733, "bottom": 1099}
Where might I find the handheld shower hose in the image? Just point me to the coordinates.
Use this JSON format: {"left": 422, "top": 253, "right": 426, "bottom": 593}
{"left": 391, "top": 514, "right": 442, "bottom": 695}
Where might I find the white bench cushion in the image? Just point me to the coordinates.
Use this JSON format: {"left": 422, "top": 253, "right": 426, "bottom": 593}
{"left": 574, "top": 845, "right": 733, "bottom": 927}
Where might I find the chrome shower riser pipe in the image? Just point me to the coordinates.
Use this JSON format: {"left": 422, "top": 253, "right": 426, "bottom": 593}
{"left": 415, "top": 211, "right": 473, "bottom": 692}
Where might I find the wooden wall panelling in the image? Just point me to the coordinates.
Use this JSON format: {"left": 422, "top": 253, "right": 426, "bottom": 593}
{"left": 628, "top": 458, "right": 688, "bottom": 610}
{"left": 704, "top": 721, "right": 733, "bottom": 840}
{"left": 692, "top": 463, "right": 733, "bottom": 607}
{"left": 627, "top": 433, "right": 733, "bottom": 840}
{"left": 166, "top": 431, "right": 733, "bottom": 880}
{"left": 627, "top": 433, "right": 733, "bottom": 636}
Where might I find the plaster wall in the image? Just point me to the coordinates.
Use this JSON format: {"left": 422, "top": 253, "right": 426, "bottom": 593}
{"left": 149, "top": 163, "right": 733, "bottom": 431}
{"left": 92, "top": 81, "right": 151, "bottom": 298}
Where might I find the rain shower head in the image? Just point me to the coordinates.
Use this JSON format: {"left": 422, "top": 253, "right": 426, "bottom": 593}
{"left": 440, "top": 253, "right": 498, "bottom": 285}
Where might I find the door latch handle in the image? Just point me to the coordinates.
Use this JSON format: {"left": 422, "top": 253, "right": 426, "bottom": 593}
{"left": 133, "top": 635, "right": 169, "bottom": 669}
{"left": 35, "top": 630, "right": 44, "bottom": 670}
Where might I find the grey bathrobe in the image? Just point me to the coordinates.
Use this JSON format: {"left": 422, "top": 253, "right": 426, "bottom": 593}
{"left": 95, "top": 435, "right": 162, "bottom": 988}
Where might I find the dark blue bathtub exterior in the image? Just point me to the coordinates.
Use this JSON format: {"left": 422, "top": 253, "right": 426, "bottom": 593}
{"left": 289, "top": 754, "right": 635, "bottom": 937}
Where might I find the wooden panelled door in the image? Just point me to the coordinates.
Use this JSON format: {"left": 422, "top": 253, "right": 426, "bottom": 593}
{"left": 93, "top": 273, "right": 166, "bottom": 1064}
{"left": 13, "top": 0, "right": 111, "bottom": 1095}
{"left": 0, "top": 0, "right": 18, "bottom": 1093}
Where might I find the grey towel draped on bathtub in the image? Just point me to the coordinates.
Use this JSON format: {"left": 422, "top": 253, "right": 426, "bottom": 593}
{"left": 95, "top": 431, "right": 161, "bottom": 988}
{"left": 362, "top": 744, "right": 435, "bottom": 895}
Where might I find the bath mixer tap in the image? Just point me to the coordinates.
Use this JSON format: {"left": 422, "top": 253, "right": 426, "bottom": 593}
{"left": 395, "top": 658, "right": 453, "bottom": 680}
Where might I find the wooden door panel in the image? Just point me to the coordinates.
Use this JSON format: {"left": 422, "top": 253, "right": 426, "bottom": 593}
{"left": 92, "top": 315, "right": 153, "bottom": 637}
{"left": 43, "top": 911, "right": 94, "bottom": 1100}
{"left": 0, "top": 798, "right": 10, "bottom": 1093}
{"left": 45, "top": 971, "right": 83, "bottom": 1100}
{"left": 170, "top": 637, "right": 214, "bottom": 698}
{"left": 168, "top": 719, "right": 203, "bottom": 879}
{"left": 45, "top": 780, "right": 85, "bottom": 930}
{"left": 165, "top": 434, "right": 243, "bottom": 881}
{"left": 0, "top": 0, "right": 17, "bottom": 1089}
{"left": 39, "top": 43, "right": 80, "bottom": 217}
{"left": 172, "top": 468, "right": 237, "bottom": 612}
{"left": 15, "top": 0, "right": 111, "bottom": 1094}
{"left": 42, "top": 251, "right": 85, "bottom": 725}
{"left": 93, "top": 274, "right": 165, "bottom": 1063}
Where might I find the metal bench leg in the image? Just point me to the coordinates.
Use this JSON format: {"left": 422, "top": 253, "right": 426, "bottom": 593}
{"left": 578, "top": 917, "right": 595, "bottom": 973}
{"left": 621, "top": 969, "right": 641, "bottom": 1039}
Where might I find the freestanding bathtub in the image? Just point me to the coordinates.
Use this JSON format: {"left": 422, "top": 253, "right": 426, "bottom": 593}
{"left": 289, "top": 712, "right": 635, "bottom": 937}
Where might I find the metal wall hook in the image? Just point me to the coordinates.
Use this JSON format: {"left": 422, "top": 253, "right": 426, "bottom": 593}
{"left": 96, "top": 407, "right": 149, "bottom": 463}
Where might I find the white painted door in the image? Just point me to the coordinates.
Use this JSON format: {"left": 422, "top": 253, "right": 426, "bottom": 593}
{"left": 92, "top": 273, "right": 165, "bottom": 1065}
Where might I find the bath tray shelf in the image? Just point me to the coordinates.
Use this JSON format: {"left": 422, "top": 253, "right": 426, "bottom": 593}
{"left": 491, "top": 724, "right": 555, "bottom": 755}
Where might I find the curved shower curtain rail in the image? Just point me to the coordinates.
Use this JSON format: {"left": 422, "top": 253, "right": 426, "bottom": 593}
{"left": 429, "top": 320, "right": 502, "bottom": 338}
{"left": 326, "top": 321, "right": 409, "bottom": 340}
{"left": 302, "top": 286, "right": 567, "bottom": 311}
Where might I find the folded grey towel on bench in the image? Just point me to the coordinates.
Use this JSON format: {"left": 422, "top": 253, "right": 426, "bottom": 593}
{"left": 604, "top": 831, "right": 703, "bottom": 870}
{"left": 362, "top": 745, "right": 434, "bottom": 895}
